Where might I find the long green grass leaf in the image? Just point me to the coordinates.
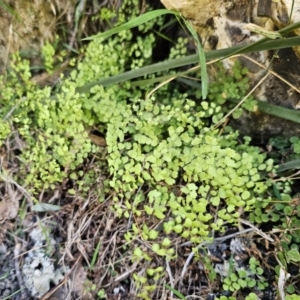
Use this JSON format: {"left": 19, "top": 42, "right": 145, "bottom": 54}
{"left": 130, "top": 70, "right": 197, "bottom": 86}
{"left": 90, "top": 240, "right": 101, "bottom": 269}
{"left": 78, "top": 18, "right": 300, "bottom": 93}
{"left": 82, "top": 9, "right": 180, "bottom": 41}
{"left": 0, "top": 271, "right": 9, "bottom": 280}
{"left": 152, "top": 29, "right": 175, "bottom": 44}
{"left": 272, "top": 182, "right": 282, "bottom": 200}
{"left": 76, "top": 36, "right": 300, "bottom": 94}
{"left": 218, "top": 20, "right": 300, "bottom": 63}
{"left": 3, "top": 290, "right": 23, "bottom": 300}
{"left": 183, "top": 18, "right": 208, "bottom": 99}
{"left": 227, "top": 96, "right": 300, "bottom": 124}
{"left": 257, "top": 101, "right": 300, "bottom": 123}
{"left": 277, "top": 159, "right": 300, "bottom": 173}
{"left": 164, "top": 284, "right": 187, "bottom": 300}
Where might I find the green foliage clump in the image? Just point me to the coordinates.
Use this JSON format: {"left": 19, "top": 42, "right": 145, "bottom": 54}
{"left": 41, "top": 42, "right": 56, "bottom": 73}
{"left": 0, "top": 120, "right": 11, "bottom": 143}
{"left": 196, "top": 62, "right": 257, "bottom": 119}
{"left": 105, "top": 93, "right": 274, "bottom": 243}
{"left": 0, "top": 2, "right": 287, "bottom": 298}
{"left": 216, "top": 293, "right": 259, "bottom": 300}
{"left": 249, "top": 191, "right": 300, "bottom": 248}
{"left": 0, "top": 54, "right": 98, "bottom": 190}
{"left": 286, "top": 294, "right": 300, "bottom": 300}
{"left": 291, "top": 136, "right": 300, "bottom": 154}
{"left": 267, "top": 135, "right": 300, "bottom": 164}
{"left": 0, "top": 0, "right": 158, "bottom": 193}
{"left": 216, "top": 293, "right": 260, "bottom": 300}
{"left": 223, "top": 258, "right": 268, "bottom": 292}
{"left": 169, "top": 37, "right": 189, "bottom": 59}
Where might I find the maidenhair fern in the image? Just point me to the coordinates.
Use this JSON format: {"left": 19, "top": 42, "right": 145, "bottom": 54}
{"left": 0, "top": 0, "right": 158, "bottom": 192}
{"left": 106, "top": 95, "right": 274, "bottom": 243}
{"left": 0, "top": 1, "right": 290, "bottom": 298}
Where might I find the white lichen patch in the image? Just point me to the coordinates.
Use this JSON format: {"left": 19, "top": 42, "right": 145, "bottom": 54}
{"left": 22, "top": 224, "right": 68, "bottom": 297}
{"left": 23, "top": 253, "right": 65, "bottom": 297}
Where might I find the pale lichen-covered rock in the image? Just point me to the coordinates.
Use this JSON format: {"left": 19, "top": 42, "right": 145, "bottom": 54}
{"left": 161, "top": 0, "right": 223, "bottom": 24}
{"left": 22, "top": 225, "right": 68, "bottom": 297}
{"left": 23, "top": 252, "right": 66, "bottom": 297}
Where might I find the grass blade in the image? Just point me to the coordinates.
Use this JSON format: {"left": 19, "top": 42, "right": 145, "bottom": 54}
{"left": 0, "top": 271, "right": 9, "bottom": 280}
{"left": 164, "top": 284, "right": 187, "bottom": 300}
{"left": 276, "top": 159, "right": 300, "bottom": 173}
{"left": 217, "top": 20, "right": 300, "bottom": 62}
{"left": 76, "top": 35, "right": 300, "bottom": 94}
{"left": 183, "top": 17, "right": 208, "bottom": 99}
{"left": 90, "top": 240, "right": 101, "bottom": 270}
{"left": 3, "top": 289, "right": 23, "bottom": 300}
{"left": 228, "top": 96, "right": 300, "bottom": 124}
{"left": 82, "top": 9, "right": 180, "bottom": 41}
{"left": 256, "top": 101, "right": 300, "bottom": 123}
